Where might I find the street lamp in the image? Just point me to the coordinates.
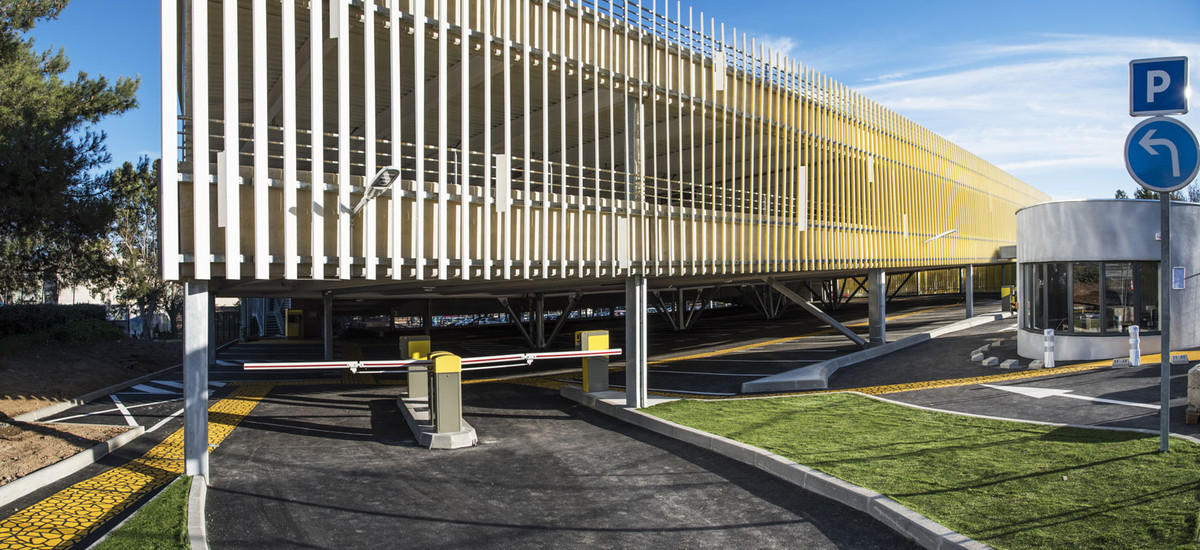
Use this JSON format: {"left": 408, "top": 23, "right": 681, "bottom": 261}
{"left": 352, "top": 165, "right": 401, "bottom": 218}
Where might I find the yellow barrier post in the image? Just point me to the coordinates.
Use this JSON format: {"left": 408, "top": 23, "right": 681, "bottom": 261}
{"left": 575, "top": 330, "right": 610, "bottom": 393}
{"left": 429, "top": 352, "right": 462, "bottom": 433}
{"left": 285, "top": 309, "right": 304, "bottom": 339}
{"left": 399, "top": 335, "right": 431, "bottom": 398}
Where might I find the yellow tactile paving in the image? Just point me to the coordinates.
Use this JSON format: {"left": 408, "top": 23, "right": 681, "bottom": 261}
{"left": 0, "top": 383, "right": 273, "bottom": 550}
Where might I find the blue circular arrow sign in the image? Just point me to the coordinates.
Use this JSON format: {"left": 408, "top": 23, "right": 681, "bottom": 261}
{"left": 1125, "top": 116, "right": 1200, "bottom": 193}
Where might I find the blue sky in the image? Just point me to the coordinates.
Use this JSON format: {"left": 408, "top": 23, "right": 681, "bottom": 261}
{"left": 29, "top": 0, "right": 1200, "bottom": 200}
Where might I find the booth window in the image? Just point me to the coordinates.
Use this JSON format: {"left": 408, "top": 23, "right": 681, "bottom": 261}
{"left": 1021, "top": 261, "right": 1159, "bottom": 335}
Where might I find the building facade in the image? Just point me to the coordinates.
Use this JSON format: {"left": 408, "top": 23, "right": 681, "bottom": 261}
{"left": 161, "top": 0, "right": 1049, "bottom": 297}
{"left": 1016, "top": 200, "right": 1200, "bottom": 361}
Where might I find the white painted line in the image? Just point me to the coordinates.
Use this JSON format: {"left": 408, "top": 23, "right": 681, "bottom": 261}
{"left": 146, "top": 408, "right": 186, "bottom": 434}
{"left": 129, "top": 384, "right": 174, "bottom": 394}
{"left": 154, "top": 380, "right": 184, "bottom": 389}
{"left": 209, "top": 381, "right": 227, "bottom": 387}
{"left": 609, "top": 384, "right": 736, "bottom": 397}
{"left": 109, "top": 394, "right": 138, "bottom": 428}
{"left": 650, "top": 370, "right": 775, "bottom": 377}
{"left": 981, "top": 384, "right": 1159, "bottom": 410}
{"left": 43, "top": 397, "right": 184, "bottom": 423}
{"left": 683, "top": 359, "right": 822, "bottom": 364}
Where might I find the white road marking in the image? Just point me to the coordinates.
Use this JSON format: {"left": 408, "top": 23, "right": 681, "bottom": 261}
{"left": 650, "top": 370, "right": 775, "bottom": 377}
{"left": 981, "top": 384, "right": 1159, "bottom": 410}
{"left": 146, "top": 408, "right": 186, "bottom": 434}
{"left": 109, "top": 394, "right": 139, "bottom": 427}
{"left": 682, "top": 358, "right": 821, "bottom": 363}
{"left": 129, "top": 384, "right": 174, "bottom": 394}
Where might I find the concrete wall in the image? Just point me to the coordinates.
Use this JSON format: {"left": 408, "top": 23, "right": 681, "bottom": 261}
{"left": 1016, "top": 200, "right": 1200, "bottom": 360}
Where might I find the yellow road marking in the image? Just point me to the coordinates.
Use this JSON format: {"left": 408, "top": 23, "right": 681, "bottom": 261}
{"left": 0, "top": 383, "right": 273, "bottom": 550}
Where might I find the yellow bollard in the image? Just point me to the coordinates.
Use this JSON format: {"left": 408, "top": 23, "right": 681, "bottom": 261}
{"left": 575, "top": 330, "right": 610, "bottom": 393}
{"left": 429, "top": 351, "right": 463, "bottom": 433}
{"left": 399, "top": 335, "right": 431, "bottom": 398}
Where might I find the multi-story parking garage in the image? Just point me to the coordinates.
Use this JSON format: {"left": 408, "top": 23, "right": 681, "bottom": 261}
{"left": 161, "top": 0, "right": 1049, "bottom": 474}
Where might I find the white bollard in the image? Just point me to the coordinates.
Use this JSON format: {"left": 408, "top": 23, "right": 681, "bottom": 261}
{"left": 1129, "top": 326, "right": 1141, "bottom": 367}
{"left": 1043, "top": 329, "right": 1055, "bottom": 369}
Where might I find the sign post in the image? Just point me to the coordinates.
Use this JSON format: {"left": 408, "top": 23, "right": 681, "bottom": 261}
{"left": 1125, "top": 56, "right": 1195, "bottom": 452}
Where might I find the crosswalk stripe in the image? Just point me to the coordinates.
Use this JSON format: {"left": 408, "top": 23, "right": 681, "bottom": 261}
{"left": 129, "top": 384, "right": 173, "bottom": 394}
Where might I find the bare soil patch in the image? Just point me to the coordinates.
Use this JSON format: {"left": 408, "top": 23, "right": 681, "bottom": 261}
{"left": 0, "top": 339, "right": 182, "bottom": 418}
{"left": 0, "top": 338, "right": 180, "bottom": 490}
{"left": 0, "top": 422, "right": 130, "bottom": 486}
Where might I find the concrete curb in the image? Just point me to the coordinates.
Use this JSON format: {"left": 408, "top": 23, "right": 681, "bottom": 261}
{"left": 188, "top": 476, "right": 208, "bottom": 550}
{"left": 742, "top": 312, "right": 1013, "bottom": 393}
{"left": 562, "top": 386, "right": 992, "bottom": 550}
{"left": 0, "top": 425, "right": 146, "bottom": 508}
{"left": 396, "top": 395, "right": 478, "bottom": 449}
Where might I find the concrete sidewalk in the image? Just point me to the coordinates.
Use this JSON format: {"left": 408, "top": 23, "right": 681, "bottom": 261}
{"left": 206, "top": 382, "right": 914, "bottom": 549}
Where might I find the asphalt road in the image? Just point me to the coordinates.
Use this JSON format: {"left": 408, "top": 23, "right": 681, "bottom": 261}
{"left": 205, "top": 382, "right": 915, "bottom": 549}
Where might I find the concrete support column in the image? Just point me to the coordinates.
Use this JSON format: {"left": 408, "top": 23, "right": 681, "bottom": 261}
{"left": 207, "top": 292, "right": 217, "bottom": 364}
{"left": 867, "top": 269, "right": 886, "bottom": 347}
{"left": 965, "top": 265, "right": 975, "bottom": 318}
{"left": 322, "top": 292, "right": 334, "bottom": 361}
{"left": 184, "top": 281, "right": 210, "bottom": 481}
{"left": 534, "top": 293, "right": 546, "bottom": 349}
{"left": 423, "top": 299, "right": 433, "bottom": 336}
{"left": 625, "top": 274, "right": 648, "bottom": 408}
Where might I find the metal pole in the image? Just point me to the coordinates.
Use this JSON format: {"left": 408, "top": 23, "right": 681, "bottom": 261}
{"left": 184, "top": 281, "right": 210, "bottom": 481}
{"left": 867, "top": 269, "right": 886, "bottom": 346}
{"left": 965, "top": 265, "right": 975, "bottom": 318}
{"left": 1159, "top": 194, "right": 1171, "bottom": 452}
{"left": 625, "top": 274, "right": 647, "bottom": 408}
{"left": 323, "top": 292, "right": 334, "bottom": 361}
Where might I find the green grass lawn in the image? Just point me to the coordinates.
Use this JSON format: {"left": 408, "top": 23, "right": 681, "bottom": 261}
{"left": 94, "top": 476, "right": 191, "bottom": 550}
{"left": 647, "top": 393, "right": 1200, "bottom": 550}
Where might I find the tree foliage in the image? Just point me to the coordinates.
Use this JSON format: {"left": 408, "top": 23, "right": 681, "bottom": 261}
{"left": 0, "top": 0, "right": 138, "bottom": 301}
{"left": 108, "top": 158, "right": 180, "bottom": 337}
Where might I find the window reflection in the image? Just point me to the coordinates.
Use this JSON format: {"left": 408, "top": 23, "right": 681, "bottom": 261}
{"left": 1047, "top": 263, "right": 1069, "bottom": 331}
{"left": 1105, "top": 263, "right": 1134, "bottom": 332}
{"left": 1021, "top": 261, "right": 1158, "bottom": 335}
{"left": 1138, "top": 263, "right": 1159, "bottom": 331}
{"left": 1072, "top": 263, "right": 1101, "bottom": 333}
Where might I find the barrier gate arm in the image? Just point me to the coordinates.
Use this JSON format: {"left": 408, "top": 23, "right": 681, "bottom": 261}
{"left": 242, "top": 348, "right": 623, "bottom": 374}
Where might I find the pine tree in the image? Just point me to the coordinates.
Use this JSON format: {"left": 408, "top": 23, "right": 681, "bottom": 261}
{"left": 0, "top": 0, "right": 138, "bottom": 301}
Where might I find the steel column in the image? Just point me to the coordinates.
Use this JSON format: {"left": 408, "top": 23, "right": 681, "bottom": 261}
{"left": 322, "top": 292, "right": 333, "bottom": 360}
{"left": 868, "top": 269, "right": 886, "bottom": 346}
{"left": 965, "top": 265, "right": 975, "bottom": 318}
{"left": 625, "top": 274, "right": 648, "bottom": 408}
{"left": 184, "top": 281, "right": 210, "bottom": 481}
{"left": 767, "top": 277, "right": 867, "bottom": 348}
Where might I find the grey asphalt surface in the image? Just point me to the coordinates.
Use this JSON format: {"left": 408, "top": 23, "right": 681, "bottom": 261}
{"left": 822, "top": 315, "right": 1200, "bottom": 438}
{"left": 206, "top": 382, "right": 915, "bottom": 549}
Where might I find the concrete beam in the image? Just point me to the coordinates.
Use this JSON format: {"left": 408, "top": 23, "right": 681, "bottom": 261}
{"left": 766, "top": 277, "right": 866, "bottom": 348}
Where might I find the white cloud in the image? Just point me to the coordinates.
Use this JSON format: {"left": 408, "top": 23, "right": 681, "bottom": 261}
{"left": 847, "top": 34, "right": 1200, "bottom": 199}
{"left": 756, "top": 34, "right": 797, "bottom": 58}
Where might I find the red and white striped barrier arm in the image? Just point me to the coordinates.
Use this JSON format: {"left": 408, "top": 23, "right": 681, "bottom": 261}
{"left": 243, "top": 348, "right": 622, "bottom": 373}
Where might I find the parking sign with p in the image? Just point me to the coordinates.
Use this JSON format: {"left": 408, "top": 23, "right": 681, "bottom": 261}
{"left": 1130, "top": 57, "right": 1189, "bottom": 116}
